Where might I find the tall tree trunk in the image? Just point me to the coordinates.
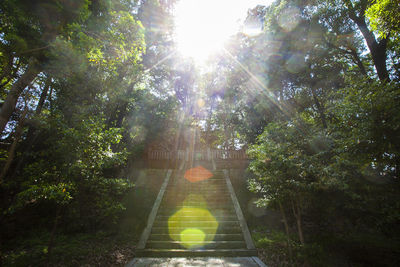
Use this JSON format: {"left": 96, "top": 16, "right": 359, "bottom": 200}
{"left": 0, "top": 106, "right": 29, "bottom": 183}
{"left": 310, "top": 86, "right": 327, "bottom": 129}
{"left": 0, "top": 55, "right": 13, "bottom": 81}
{"left": 279, "top": 201, "right": 293, "bottom": 259}
{"left": 0, "top": 61, "right": 40, "bottom": 134}
{"left": 46, "top": 206, "right": 61, "bottom": 266}
{"left": 0, "top": 54, "right": 16, "bottom": 90}
{"left": 10, "top": 80, "right": 51, "bottom": 179}
{"left": 25, "top": 79, "right": 50, "bottom": 138}
{"left": 35, "top": 79, "right": 50, "bottom": 115}
{"left": 349, "top": 48, "right": 367, "bottom": 76}
{"left": 291, "top": 199, "right": 305, "bottom": 245}
{"left": 354, "top": 18, "right": 389, "bottom": 82}
{"left": 344, "top": 0, "right": 390, "bottom": 82}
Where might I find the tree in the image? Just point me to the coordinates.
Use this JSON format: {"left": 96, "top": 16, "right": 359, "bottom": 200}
{"left": 208, "top": 0, "right": 400, "bottom": 264}
{"left": 0, "top": 0, "right": 91, "bottom": 134}
{"left": 0, "top": 1, "right": 149, "bottom": 259}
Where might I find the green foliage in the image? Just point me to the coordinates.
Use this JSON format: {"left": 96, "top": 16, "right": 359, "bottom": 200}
{"left": 329, "top": 79, "right": 400, "bottom": 171}
{"left": 2, "top": 230, "right": 136, "bottom": 266}
{"left": 1, "top": 0, "right": 180, "bottom": 263}
{"left": 253, "top": 229, "right": 327, "bottom": 266}
{"left": 0, "top": 114, "right": 132, "bottom": 232}
{"left": 366, "top": 0, "right": 400, "bottom": 38}
{"left": 254, "top": 230, "right": 288, "bottom": 249}
{"left": 248, "top": 118, "right": 342, "bottom": 207}
{"left": 204, "top": 0, "right": 400, "bottom": 265}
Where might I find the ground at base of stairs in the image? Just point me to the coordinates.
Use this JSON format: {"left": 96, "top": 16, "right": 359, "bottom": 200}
{"left": 126, "top": 256, "right": 267, "bottom": 267}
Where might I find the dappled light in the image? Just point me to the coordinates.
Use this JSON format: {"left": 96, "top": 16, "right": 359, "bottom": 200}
{"left": 247, "top": 198, "right": 268, "bottom": 218}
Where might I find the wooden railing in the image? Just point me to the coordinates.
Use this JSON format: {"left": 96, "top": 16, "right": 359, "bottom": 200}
{"left": 147, "top": 149, "right": 248, "bottom": 160}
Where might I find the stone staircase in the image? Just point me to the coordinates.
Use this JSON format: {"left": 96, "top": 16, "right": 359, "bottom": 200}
{"left": 136, "top": 166, "right": 257, "bottom": 257}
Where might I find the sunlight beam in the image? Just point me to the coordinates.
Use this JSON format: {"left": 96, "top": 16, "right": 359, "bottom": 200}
{"left": 221, "top": 47, "right": 308, "bottom": 137}
{"left": 174, "top": 0, "right": 272, "bottom": 64}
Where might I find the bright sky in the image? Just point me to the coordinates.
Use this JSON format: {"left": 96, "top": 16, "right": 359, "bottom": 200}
{"left": 174, "top": 0, "right": 273, "bottom": 63}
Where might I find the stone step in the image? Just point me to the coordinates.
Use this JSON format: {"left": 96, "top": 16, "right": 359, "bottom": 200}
{"left": 167, "top": 181, "right": 226, "bottom": 185}
{"left": 165, "top": 186, "right": 229, "bottom": 190}
{"left": 167, "top": 180, "right": 225, "bottom": 184}
{"left": 160, "top": 201, "right": 232, "bottom": 208}
{"left": 164, "top": 191, "right": 230, "bottom": 195}
{"left": 159, "top": 202, "right": 234, "bottom": 209}
{"left": 156, "top": 209, "right": 237, "bottom": 217}
{"left": 164, "top": 191, "right": 230, "bottom": 196}
{"left": 148, "top": 233, "right": 244, "bottom": 241}
{"left": 164, "top": 191, "right": 230, "bottom": 197}
{"left": 150, "top": 226, "right": 242, "bottom": 234}
{"left": 168, "top": 182, "right": 226, "bottom": 186}
{"left": 153, "top": 220, "right": 240, "bottom": 227}
{"left": 170, "top": 177, "right": 225, "bottom": 181}
{"left": 164, "top": 191, "right": 229, "bottom": 195}
{"left": 135, "top": 249, "right": 258, "bottom": 257}
{"left": 168, "top": 182, "right": 226, "bottom": 187}
{"left": 168, "top": 181, "right": 229, "bottom": 185}
{"left": 176, "top": 175, "right": 224, "bottom": 178}
{"left": 157, "top": 207, "right": 235, "bottom": 215}
{"left": 164, "top": 193, "right": 230, "bottom": 200}
{"left": 146, "top": 240, "right": 247, "bottom": 249}
{"left": 162, "top": 197, "right": 232, "bottom": 203}
{"left": 158, "top": 203, "right": 234, "bottom": 209}
{"left": 167, "top": 184, "right": 227, "bottom": 188}
{"left": 163, "top": 193, "right": 231, "bottom": 198}
{"left": 169, "top": 176, "right": 224, "bottom": 180}
{"left": 164, "top": 205, "right": 234, "bottom": 209}
{"left": 155, "top": 214, "right": 238, "bottom": 221}
{"left": 165, "top": 186, "right": 228, "bottom": 191}
{"left": 168, "top": 179, "right": 226, "bottom": 183}
{"left": 135, "top": 167, "right": 256, "bottom": 258}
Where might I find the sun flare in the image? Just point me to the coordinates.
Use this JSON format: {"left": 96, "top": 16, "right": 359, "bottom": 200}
{"left": 174, "top": 0, "right": 272, "bottom": 63}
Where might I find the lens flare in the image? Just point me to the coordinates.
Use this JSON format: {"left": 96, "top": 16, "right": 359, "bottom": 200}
{"left": 184, "top": 166, "right": 213, "bottom": 183}
{"left": 278, "top": 7, "right": 301, "bottom": 32}
{"left": 174, "top": 0, "right": 274, "bottom": 63}
{"left": 197, "top": 98, "right": 205, "bottom": 108}
{"left": 179, "top": 228, "right": 206, "bottom": 249}
{"left": 168, "top": 207, "right": 219, "bottom": 249}
{"left": 285, "top": 53, "right": 306, "bottom": 73}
